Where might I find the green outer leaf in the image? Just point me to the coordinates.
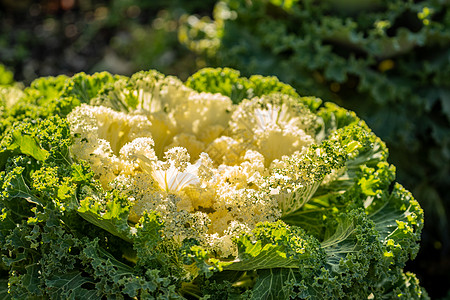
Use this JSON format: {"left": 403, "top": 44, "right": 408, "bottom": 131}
{"left": 2, "top": 166, "right": 43, "bottom": 206}
{"left": 251, "top": 268, "right": 300, "bottom": 300}
{"left": 369, "top": 183, "right": 424, "bottom": 264}
{"left": 61, "top": 72, "right": 118, "bottom": 103}
{"left": 374, "top": 270, "right": 429, "bottom": 299}
{"left": 77, "top": 197, "right": 132, "bottom": 243}
{"left": 185, "top": 67, "right": 311, "bottom": 107}
{"left": 321, "top": 213, "right": 364, "bottom": 272}
{"left": 186, "top": 67, "right": 249, "bottom": 103}
{"left": 82, "top": 241, "right": 135, "bottom": 278}
{"left": 224, "top": 244, "right": 299, "bottom": 271}
{"left": 223, "top": 221, "right": 322, "bottom": 273}
{"left": 22, "top": 263, "right": 43, "bottom": 296}
{"left": 9, "top": 132, "right": 49, "bottom": 161}
{"left": 46, "top": 272, "right": 95, "bottom": 298}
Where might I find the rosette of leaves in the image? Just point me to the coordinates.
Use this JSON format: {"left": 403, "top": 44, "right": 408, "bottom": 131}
{"left": 0, "top": 68, "right": 427, "bottom": 299}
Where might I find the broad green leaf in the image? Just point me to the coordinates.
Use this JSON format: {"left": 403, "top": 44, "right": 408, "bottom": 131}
{"left": 251, "top": 268, "right": 301, "bottom": 300}
{"left": 61, "top": 72, "right": 117, "bottom": 103}
{"left": 78, "top": 196, "right": 132, "bottom": 243}
{"left": 83, "top": 244, "right": 135, "bottom": 278}
{"left": 8, "top": 132, "right": 49, "bottom": 161}
{"left": 46, "top": 271, "right": 111, "bottom": 298}
{"left": 369, "top": 183, "right": 424, "bottom": 264}
{"left": 3, "top": 167, "right": 43, "bottom": 206}
{"left": 225, "top": 243, "right": 299, "bottom": 271}
{"left": 224, "top": 221, "right": 319, "bottom": 271}
{"left": 22, "top": 263, "right": 43, "bottom": 296}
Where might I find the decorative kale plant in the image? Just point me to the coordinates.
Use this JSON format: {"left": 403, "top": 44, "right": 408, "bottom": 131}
{"left": 0, "top": 67, "right": 427, "bottom": 299}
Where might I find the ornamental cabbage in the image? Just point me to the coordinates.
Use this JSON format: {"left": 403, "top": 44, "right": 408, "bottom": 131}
{"left": 0, "top": 68, "right": 427, "bottom": 299}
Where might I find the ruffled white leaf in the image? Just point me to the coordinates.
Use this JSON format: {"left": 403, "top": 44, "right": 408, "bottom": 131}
{"left": 152, "top": 166, "right": 200, "bottom": 193}
{"left": 254, "top": 103, "right": 292, "bottom": 131}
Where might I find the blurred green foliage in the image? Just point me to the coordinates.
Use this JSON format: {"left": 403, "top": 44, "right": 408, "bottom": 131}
{"left": 0, "top": 0, "right": 215, "bottom": 82}
{"left": 181, "top": 0, "right": 450, "bottom": 297}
